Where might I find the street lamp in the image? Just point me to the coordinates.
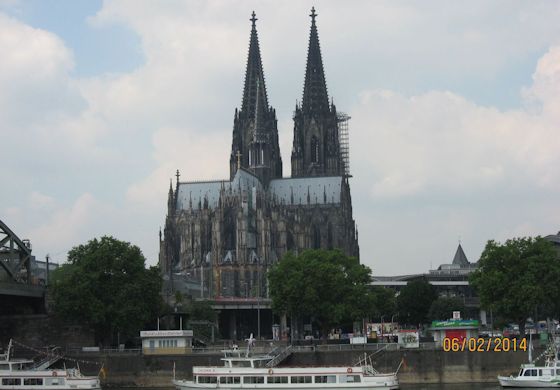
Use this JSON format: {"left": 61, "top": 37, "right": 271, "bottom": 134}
{"left": 381, "top": 315, "right": 385, "bottom": 341}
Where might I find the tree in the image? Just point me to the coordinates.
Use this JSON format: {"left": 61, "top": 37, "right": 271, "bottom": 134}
{"left": 50, "top": 236, "right": 163, "bottom": 344}
{"left": 370, "top": 287, "right": 396, "bottom": 321}
{"left": 470, "top": 236, "right": 560, "bottom": 336}
{"left": 397, "top": 278, "right": 437, "bottom": 327}
{"left": 428, "top": 296, "right": 466, "bottom": 321}
{"left": 268, "top": 249, "right": 374, "bottom": 338}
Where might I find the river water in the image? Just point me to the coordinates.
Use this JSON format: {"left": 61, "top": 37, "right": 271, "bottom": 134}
{"left": 122, "top": 385, "right": 502, "bottom": 390}
{"left": 401, "top": 385, "right": 500, "bottom": 389}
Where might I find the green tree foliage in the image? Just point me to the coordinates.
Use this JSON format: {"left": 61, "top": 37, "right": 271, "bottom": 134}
{"left": 470, "top": 237, "right": 560, "bottom": 335}
{"left": 397, "top": 278, "right": 437, "bottom": 326}
{"left": 50, "top": 236, "right": 163, "bottom": 344}
{"left": 428, "top": 296, "right": 466, "bottom": 321}
{"left": 268, "top": 249, "right": 374, "bottom": 336}
{"left": 188, "top": 300, "right": 217, "bottom": 323}
{"left": 370, "top": 287, "right": 396, "bottom": 320}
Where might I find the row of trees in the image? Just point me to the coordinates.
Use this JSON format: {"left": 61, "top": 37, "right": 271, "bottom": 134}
{"left": 50, "top": 234, "right": 559, "bottom": 344}
{"left": 268, "top": 249, "right": 468, "bottom": 335}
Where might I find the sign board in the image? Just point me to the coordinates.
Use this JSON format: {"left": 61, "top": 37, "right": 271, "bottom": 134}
{"left": 431, "top": 320, "right": 479, "bottom": 328}
{"left": 397, "top": 330, "right": 419, "bottom": 348}
{"left": 140, "top": 330, "right": 194, "bottom": 338}
{"left": 350, "top": 336, "right": 367, "bottom": 344}
{"left": 453, "top": 311, "right": 461, "bottom": 320}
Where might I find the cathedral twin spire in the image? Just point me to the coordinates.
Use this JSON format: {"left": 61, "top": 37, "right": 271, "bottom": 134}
{"left": 230, "top": 8, "right": 341, "bottom": 183}
{"left": 302, "top": 7, "right": 330, "bottom": 115}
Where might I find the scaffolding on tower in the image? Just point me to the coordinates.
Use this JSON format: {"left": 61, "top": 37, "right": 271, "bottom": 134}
{"left": 337, "top": 112, "right": 351, "bottom": 177}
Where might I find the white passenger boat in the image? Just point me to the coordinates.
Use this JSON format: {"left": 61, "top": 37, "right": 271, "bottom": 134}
{"left": 498, "top": 337, "right": 560, "bottom": 388}
{"left": 173, "top": 337, "right": 399, "bottom": 389}
{"left": 0, "top": 340, "right": 101, "bottom": 390}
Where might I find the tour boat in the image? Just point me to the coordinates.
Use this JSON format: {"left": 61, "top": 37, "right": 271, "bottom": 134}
{"left": 0, "top": 340, "right": 101, "bottom": 390}
{"left": 173, "top": 336, "right": 400, "bottom": 389}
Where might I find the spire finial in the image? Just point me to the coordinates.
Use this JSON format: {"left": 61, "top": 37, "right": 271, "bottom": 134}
{"left": 310, "top": 7, "right": 317, "bottom": 24}
{"left": 250, "top": 11, "right": 257, "bottom": 29}
{"left": 176, "top": 169, "right": 180, "bottom": 185}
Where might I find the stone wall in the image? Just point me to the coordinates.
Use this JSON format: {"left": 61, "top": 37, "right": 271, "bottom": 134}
{"left": 66, "top": 346, "right": 536, "bottom": 387}
{"left": 0, "top": 315, "right": 94, "bottom": 351}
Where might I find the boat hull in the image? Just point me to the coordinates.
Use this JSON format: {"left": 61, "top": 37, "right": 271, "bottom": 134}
{"left": 498, "top": 375, "right": 560, "bottom": 388}
{"left": 0, "top": 369, "right": 101, "bottom": 390}
{"left": 173, "top": 378, "right": 399, "bottom": 390}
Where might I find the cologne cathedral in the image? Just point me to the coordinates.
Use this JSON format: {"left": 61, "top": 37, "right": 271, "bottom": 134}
{"left": 159, "top": 8, "right": 359, "bottom": 308}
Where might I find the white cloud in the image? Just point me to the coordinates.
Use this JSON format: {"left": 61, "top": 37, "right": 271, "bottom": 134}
{"left": 350, "top": 46, "right": 560, "bottom": 273}
{"left": 2, "top": 2, "right": 560, "bottom": 274}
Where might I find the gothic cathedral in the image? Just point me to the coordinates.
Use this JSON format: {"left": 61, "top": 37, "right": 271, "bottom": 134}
{"left": 159, "top": 8, "right": 359, "bottom": 301}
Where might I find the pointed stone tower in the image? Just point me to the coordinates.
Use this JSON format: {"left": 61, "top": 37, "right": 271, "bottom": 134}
{"left": 291, "top": 7, "right": 343, "bottom": 178}
{"left": 230, "top": 12, "right": 282, "bottom": 185}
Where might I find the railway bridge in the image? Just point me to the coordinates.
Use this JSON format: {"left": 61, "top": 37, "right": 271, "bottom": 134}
{"left": 0, "top": 219, "right": 47, "bottom": 313}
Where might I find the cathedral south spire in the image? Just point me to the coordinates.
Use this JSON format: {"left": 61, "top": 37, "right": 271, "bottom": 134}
{"left": 292, "top": 7, "right": 342, "bottom": 177}
{"left": 230, "top": 11, "right": 282, "bottom": 184}
{"left": 302, "top": 7, "right": 330, "bottom": 114}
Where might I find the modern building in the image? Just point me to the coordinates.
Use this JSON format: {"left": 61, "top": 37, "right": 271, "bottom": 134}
{"left": 372, "top": 243, "right": 480, "bottom": 315}
{"left": 159, "top": 9, "right": 359, "bottom": 340}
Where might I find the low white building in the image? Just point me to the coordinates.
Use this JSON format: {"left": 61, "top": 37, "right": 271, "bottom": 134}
{"left": 140, "top": 330, "right": 194, "bottom": 355}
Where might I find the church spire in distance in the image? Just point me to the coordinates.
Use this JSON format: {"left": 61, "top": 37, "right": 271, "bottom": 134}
{"left": 230, "top": 11, "right": 282, "bottom": 183}
{"left": 241, "top": 11, "right": 269, "bottom": 118}
{"left": 291, "top": 7, "right": 343, "bottom": 178}
{"left": 301, "top": 7, "right": 329, "bottom": 114}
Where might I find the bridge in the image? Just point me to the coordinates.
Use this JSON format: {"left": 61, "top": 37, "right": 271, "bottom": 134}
{"left": 0, "top": 219, "right": 46, "bottom": 313}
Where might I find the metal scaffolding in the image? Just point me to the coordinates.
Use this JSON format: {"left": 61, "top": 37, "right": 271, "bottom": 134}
{"left": 337, "top": 112, "right": 351, "bottom": 177}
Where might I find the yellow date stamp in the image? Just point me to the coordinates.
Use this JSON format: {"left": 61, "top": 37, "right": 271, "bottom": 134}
{"left": 442, "top": 337, "right": 527, "bottom": 352}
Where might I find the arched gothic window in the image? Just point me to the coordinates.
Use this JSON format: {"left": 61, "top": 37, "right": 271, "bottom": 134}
{"left": 311, "top": 136, "right": 319, "bottom": 163}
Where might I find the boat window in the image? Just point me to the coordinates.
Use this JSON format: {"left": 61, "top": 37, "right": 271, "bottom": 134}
{"left": 219, "top": 376, "right": 240, "bottom": 384}
{"left": 46, "top": 378, "right": 65, "bottom": 386}
{"left": 523, "top": 369, "right": 531, "bottom": 377}
{"left": 518, "top": 369, "right": 523, "bottom": 377}
{"left": 198, "top": 376, "right": 218, "bottom": 384}
{"left": 267, "top": 376, "right": 288, "bottom": 384}
{"left": 315, "top": 375, "right": 337, "bottom": 383}
{"left": 24, "top": 378, "right": 43, "bottom": 385}
{"left": 543, "top": 369, "right": 553, "bottom": 376}
{"left": 531, "top": 369, "right": 538, "bottom": 377}
{"left": 243, "top": 376, "right": 264, "bottom": 384}
{"left": 339, "top": 375, "right": 361, "bottom": 383}
{"left": 232, "top": 361, "right": 251, "bottom": 367}
{"left": 2, "top": 378, "right": 21, "bottom": 386}
{"left": 291, "top": 376, "right": 312, "bottom": 383}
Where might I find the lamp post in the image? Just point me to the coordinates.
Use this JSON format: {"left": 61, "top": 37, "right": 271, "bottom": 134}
{"left": 257, "top": 259, "right": 261, "bottom": 340}
{"left": 391, "top": 314, "right": 398, "bottom": 329}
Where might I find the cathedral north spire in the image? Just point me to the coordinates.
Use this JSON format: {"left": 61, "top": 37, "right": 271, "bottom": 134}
{"left": 291, "top": 7, "right": 342, "bottom": 178}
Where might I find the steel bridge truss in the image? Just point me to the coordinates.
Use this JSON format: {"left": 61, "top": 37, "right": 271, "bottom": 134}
{"left": 0, "top": 219, "right": 32, "bottom": 284}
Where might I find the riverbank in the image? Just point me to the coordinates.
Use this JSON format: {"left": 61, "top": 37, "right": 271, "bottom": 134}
{"left": 72, "top": 346, "right": 533, "bottom": 387}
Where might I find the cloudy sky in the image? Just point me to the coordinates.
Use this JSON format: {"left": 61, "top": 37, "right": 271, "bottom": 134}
{"left": 1, "top": 0, "right": 559, "bottom": 275}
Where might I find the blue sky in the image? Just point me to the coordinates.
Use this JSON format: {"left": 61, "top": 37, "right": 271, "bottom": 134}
{"left": 1, "top": 1, "right": 560, "bottom": 274}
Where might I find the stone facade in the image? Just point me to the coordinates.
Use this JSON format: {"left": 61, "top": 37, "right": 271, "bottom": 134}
{"left": 159, "top": 9, "right": 359, "bottom": 299}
